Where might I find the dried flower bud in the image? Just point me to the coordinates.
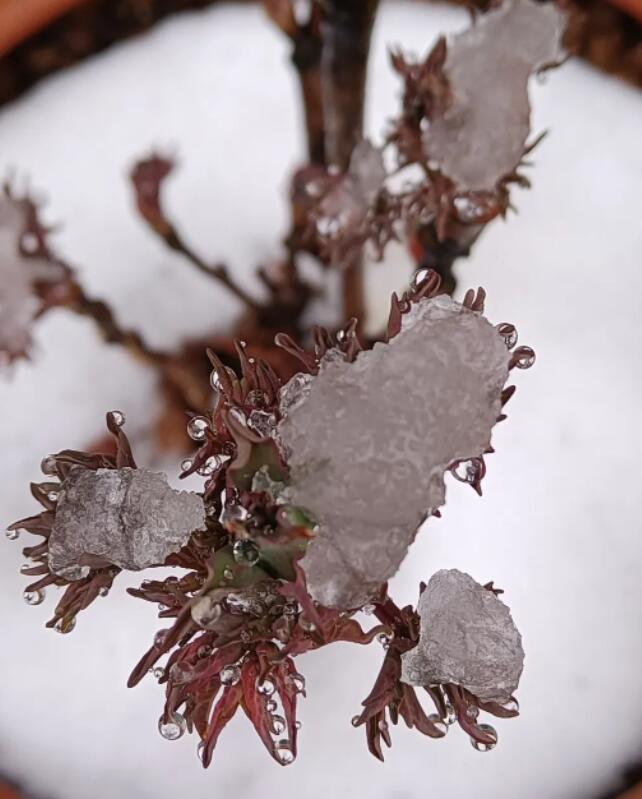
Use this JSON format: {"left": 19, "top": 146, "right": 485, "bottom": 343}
{"left": 401, "top": 569, "right": 524, "bottom": 704}
{"left": 0, "top": 188, "right": 70, "bottom": 365}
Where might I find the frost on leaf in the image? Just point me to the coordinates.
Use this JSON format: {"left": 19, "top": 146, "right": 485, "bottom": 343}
{"left": 401, "top": 569, "right": 524, "bottom": 704}
{"left": 277, "top": 295, "right": 510, "bottom": 609}
{"left": 426, "top": 0, "right": 566, "bottom": 191}
{"left": 0, "top": 192, "right": 67, "bottom": 364}
{"left": 48, "top": 466, "right": 205, "bottom": 579}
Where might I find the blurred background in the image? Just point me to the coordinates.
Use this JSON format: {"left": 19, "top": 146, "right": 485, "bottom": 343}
{"left": 0, "top": 1, "right": 641, "bottom": 798}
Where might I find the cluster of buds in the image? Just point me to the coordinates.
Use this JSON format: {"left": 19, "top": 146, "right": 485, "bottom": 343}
{"left": 8, "top": 268, "right": 534, "bottom": 766}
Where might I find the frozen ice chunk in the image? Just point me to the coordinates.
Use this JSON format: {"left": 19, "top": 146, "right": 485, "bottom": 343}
{"left": 401, "top": 569, "right": 524, "bottom": 703}
{"left": 426, "top": 0, "right": 566, "bottom": 191}
{"left": 319, "top": 140, "right": 386, "bottom": 231}
{"left": 49, "top": 467, "right": 205, "bottom": 578}
{"left": 277, "top": 295, "right": 510, "bottom": 608}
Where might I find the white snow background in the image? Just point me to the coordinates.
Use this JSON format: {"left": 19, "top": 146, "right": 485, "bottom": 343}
{"left": 1, "top": 2, "right": 641, "bottom": 798}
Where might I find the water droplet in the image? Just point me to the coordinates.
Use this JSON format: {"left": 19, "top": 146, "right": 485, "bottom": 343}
{"left": 198, "top": 456, "right": 221, "bottom": 476}
{"left": 20, "top": 563, "right": 33, "bottom": 574}
{"left": 378, "top": 719, "right": 389, "bottom": 733}
{"left": 158, "top": 712, "right": 186, "bottom": 741}
{"left": 6, "top": 528, "right": 20, "bottom": 541}
{"left": 158, "top": 603, "right": 169, "bottom": 612}
{"left": 496, "top": 323, "right": 518, "bottom": 349}
{"left": 514, "top": 347, "right": 536, "bottom": 370}
{"left": 40, "top": 455, "right": 57, "bottom": 475}
{"left": 452, "top": 458, "right": 483, "bottom": 484}
{"left": 445, "top": 702, "right": 457, "bottom": 725}
{"left": 98, "top": 586, "right": 109, "bottom": 597}
{"left": 376, "top": 631, "right": 392, "bottom": 649}
{"left": 248, "top": 410, "right": 277, "bottom": 438}
{"left": 150, "top": 666, "right": 165, "bottom": 679}
{"left": 299, "top": 616, "right": 315, "bottom": 632}
{"left": 111, "top": 410, "right": 125, "bottom": 427}
{"left": 428, "top": 714, "right": 448, "bottom": 735}
{"left": 54, "top": 616, "right": 76, "bottom": 634}
{"left": 295, "top": 721, "right": 302, "bottom": 730}
{"left": 222, "top": 566, "right": 234, "bottom": 582}
{"left": 181, "top": 458, "right": 193, "bottom": 473}
{"left": 23, "top": 589, "right": 44, "bottom": 605}
{"left": 187, "top": 416, "right": 209, "bottom": 441}
{"left": 257, "top": 678, "right": 275, "bottom": 696}
{"left": 219, "top": 664, "right": 241, "bottom": 686}
{"left": 466, "top": 705, "right": 480, "bottom": 720}
{"left": 470, "top": 723, "right": 498, "bottom": 752}
{"left": 47, "top": 489, "right": 59, "bottom": 503}
{"left": 289, "top": 673, "right": 306, "bottom": 693}
{"left": 362, "top": 603, "right": 375, "bottom": 615}
{"left": 198, "top": 644, "right": 213, "bottom": 658}
{"left": 503, "top": 697, "right": 519, "bottom": 713}
{"left": 275, "top": 741, "right": 294, "bottom": 765}
{"left": 154, "top": 629, "right": 169, "bottom": 647}
{"left": 232, "top": 539, "right": 260, "bottom": 566}
{"left": 271, "top": 715, "right": 286, "bottom": 735}
{"left": 197, "top": 741, "right": 205, "bottom": 762}
{"left": 351, "top": 715, "right": 361, "bottom": 727}
{"left": 413, "top": 268, "right": 431, "bottom": 288}
{"left": 266, "top": 699, "right": 277, "bottom": 713}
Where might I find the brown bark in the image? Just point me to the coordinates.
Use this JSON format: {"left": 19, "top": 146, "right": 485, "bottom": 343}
{"left": 320, "top": 0, "right": 379, "bottom": 325}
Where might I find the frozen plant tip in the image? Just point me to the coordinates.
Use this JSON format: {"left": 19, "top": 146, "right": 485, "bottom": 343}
{"left": 9, "top": 270, "right": 534, "bottom": 764}
{"left": 4, "top": 0, "right": 565, "bottom": 772}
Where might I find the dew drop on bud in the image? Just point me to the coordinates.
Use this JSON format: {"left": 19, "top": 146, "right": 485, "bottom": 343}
{"left": 514, "top": 347, "right": 535, "bottom": 370}
{"left": 158, "top": 713, "right": 186, "bottom": 741}
{"left": 198, "top": 456, "right": 221, "bottom": 476}
{"left": 271, "top": 715, "right": 286, "bottom": 735}
{"left": 198, "top": 644, "right": 212, "bottom": 658}
{"left": 111, "top": 410, "right": 125, "bottom": 427}
{"left": 23, "top": 589, "right": 44, "bottom": 606}
{"left": 289, "top": 673, "right": 306, "bottom": 693}
{"left": 413, "top": 268, "right": 431, "bottom": 288}
{"left": 20, "top": 563, "right": 32, "bottom": 574}
{"left": 295, "top": 721, "right": 302, "bottom": 730}
{"left": 47, "top": 490, "right": 59, "bottom": 503}
{"left": 496, "top": 323, "right": 518, "bottom": 349}
{"left": 428, "top": 713, "right": 449, "bottom": 736}
{"left": 257, "top": 678, "right": 275, "bottom": 696}
{"left": 222, "top": 566, "right": 234, "bottom": 582}
{"left": 503, "top": 697, "right": 519, "bottom": 713}
{"left": 98, "top": 586, "right": 109, "bottom": 597}
{"left": 232, "top": 539, "right": 260, "bottom": 566}
{"left": 54, "top": 616, "right": 76, "bottom": 634}
{"left": 275, "top": 741, "right": 294, "bottom": 765}
{"left": 181, "top": 458, "right": 193, "bottom": 473}
{"left": 149, "top": 667, "right": 165, "bottom": 680}
{"left": 376, "top": 631, "right": 392, "bottom": 649}
{"left": 470, "top": 723, "right": 498, "bottom": 752}
{"left": 351, "top": 715, "right": 361, "bottom": 727}
{"left": 154, "top": 629, "right": 169, "bottom": 647}
{"left": 219, "top": 665, "right": 241, "bottom": 686}
{"left": 6, "top": 528, "right": 20, "bottom": 541}
{"left": 40, "top": 455, "right": 57, "bottom": 475}
{"left": 265, "top": 699, "right": 278, "bottom": 713}
{"left": 187, "top": 416, "right": 209, "bottom": 441}
{"left": 445, "top": 702, "right": 457, "bottom": 725}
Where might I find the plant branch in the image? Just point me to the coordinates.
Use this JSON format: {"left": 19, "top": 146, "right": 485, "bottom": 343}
{"left": 320, "top": 0, "right": 379, "bottom": 325}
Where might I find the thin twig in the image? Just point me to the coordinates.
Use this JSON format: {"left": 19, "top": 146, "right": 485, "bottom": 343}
{"left": 163, "top": 226, "right": 262, "bottom": 312}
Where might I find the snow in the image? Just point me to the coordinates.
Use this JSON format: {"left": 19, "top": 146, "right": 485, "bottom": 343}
{"left": 0, "top": 2, "right": 641, "bottom": 798}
